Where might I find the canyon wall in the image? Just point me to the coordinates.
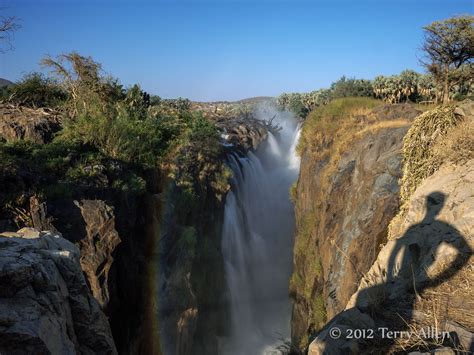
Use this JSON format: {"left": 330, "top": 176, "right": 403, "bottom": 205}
{"left": 290, "top": 102, "right": 420, "bottom": 348}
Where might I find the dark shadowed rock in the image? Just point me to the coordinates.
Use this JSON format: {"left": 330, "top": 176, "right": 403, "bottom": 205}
{"left": 292, "top": 123, "right": 409, "bottom": 346}
{"left": 74, "top": 200, "right": 121, "bottom": 308}
{"left": 29, "top": 198, "right": 122, "bottom": 309}
{"left": 0, "top": 228, "right": 117, "bottom": 354}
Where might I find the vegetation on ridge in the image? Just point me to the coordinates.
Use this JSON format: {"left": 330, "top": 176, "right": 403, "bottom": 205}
{"left": 296, "top": 97, "right": 381, "bottom": 155}
{"left": 277, "top": 15, "right": 473, "bottom": 120}
{"left": 0, "top": 52, "right": 229, "bottom": 228}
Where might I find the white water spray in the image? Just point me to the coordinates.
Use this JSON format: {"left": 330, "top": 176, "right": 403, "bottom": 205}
{"left": 221, "top": 105, "right": 301, "bottom": 355}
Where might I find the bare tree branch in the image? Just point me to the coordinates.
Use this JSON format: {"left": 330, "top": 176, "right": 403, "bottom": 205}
{"left": 0, "top": 15, "right": 20, "bottom": 52}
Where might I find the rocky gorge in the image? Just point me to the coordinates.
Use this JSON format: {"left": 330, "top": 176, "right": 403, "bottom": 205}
{"left": 0, "top": 97, "right": 473, "bottom": 355}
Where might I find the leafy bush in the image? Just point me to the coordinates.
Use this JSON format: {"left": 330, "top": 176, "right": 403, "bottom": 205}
{"left": 373, "top": 70, "right": 424, "bottom": 103}
{"left": 2, "top": 52, "right": 232, "bottom": 208}
{"left": 55, "top": 77, "right": 184, "bottom": 167}
{"left": 279, "top": 66, "right": 471, "bottom": 117}
{"left": 0, "top": 73, "right": 67, "bottom": 108}
{"left": 277, "top": 90, "right": 332, "bottom": 118}
{"left": 170, "top": 113, "right": 229, "bottom": 201}
{"left": 330, "top": 76, "right": 373, "bottom": 99}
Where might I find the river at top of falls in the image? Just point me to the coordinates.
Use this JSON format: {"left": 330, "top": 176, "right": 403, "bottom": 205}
{"left": 221, "top": 104, "right": 301, "bottom": 355}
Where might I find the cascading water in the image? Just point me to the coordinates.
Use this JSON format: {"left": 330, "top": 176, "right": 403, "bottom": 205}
{"left": 221, "top": 105, "right": 301, "bottom": 355}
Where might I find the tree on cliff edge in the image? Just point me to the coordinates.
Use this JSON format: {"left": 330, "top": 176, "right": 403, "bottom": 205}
{"left": 421, "top": 15, "right": 474, "bottom": 103}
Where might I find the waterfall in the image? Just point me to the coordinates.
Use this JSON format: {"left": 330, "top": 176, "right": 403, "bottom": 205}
{"left": 221, "top": 106, "right": 301, "bottom": 355}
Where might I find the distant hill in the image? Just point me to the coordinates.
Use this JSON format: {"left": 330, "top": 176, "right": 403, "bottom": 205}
{"left": 0, "top": 78, "right": 14, "bottom": 88}
{"left": 236, "top": 96, "right": 274, "bottom": 104}
{"left": 193, "top": 96, "right": 274, "bottom": 105}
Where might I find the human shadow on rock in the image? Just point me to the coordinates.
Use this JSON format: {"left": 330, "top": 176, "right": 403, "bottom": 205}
{"left": 353, "top": 191, "right": 472, "bottom": 353}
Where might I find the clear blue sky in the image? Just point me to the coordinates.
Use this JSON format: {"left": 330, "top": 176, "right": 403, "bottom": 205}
{"left": 0, "top": 0, "right": 472, "bottom": 102}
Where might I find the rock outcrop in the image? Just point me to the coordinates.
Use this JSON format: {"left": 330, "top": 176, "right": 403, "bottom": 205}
{"left": 74, "top": 200, "right": 121, "bottom": 308}
{"left": 27, "top": 194, "right": 153, "bottom": 354}
{"left": 218, "top": 116, "right": 270, "bottom": 151}
{"left": 0, "top": 228, "right": 117, "bottom": 354}
{"left": 190, "top": 100, "right": 274, "bottom": 151}
{"left": 0, "top": 104, "right": 61, "bottom": 144}
{"left": 29, "top": 198, "right": 122, "bottom": 310}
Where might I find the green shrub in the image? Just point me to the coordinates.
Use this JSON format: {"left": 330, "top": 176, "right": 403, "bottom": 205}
{"left": 330, "top": 76, "right": 373, "bottom": 99}
{"left": 57, "top": 83, "right": 185, "bottom": 167}
{"left": 111, "top": 173, "right": 147, "bottom": 194}
{"left": 0, "top": 73, "right": 67, "bottom": 108}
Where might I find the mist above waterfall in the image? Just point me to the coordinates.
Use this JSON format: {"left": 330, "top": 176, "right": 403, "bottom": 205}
{"left": 221, "top": 103, "right": 301, "bottom": 355}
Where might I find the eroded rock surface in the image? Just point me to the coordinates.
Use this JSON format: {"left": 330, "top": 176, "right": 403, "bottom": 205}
{"left": 75, "top": 200, "right": 121, "bottom": 308}
{"left": 29, "top": 198, "right": 122, "bottom": 310}
{"left": 0, "top": 228, "right": 117, "bottom": 354}
{"left": 0, "top": 104, "right": 61, "bottom": 144}
{"left": 217, "top": 117, "right": 270, "bottom": 151}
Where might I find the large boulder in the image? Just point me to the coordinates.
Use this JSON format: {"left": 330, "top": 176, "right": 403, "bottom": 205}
{"left": 0, "top": 228, "right": 117, "bottom": 354}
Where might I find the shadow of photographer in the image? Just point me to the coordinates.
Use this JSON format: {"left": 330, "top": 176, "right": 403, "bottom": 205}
{"left": 353, "top": 191, "right": 473, "bottom": 352}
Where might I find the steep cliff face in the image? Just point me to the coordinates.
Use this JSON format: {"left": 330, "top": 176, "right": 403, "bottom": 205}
{"left": 290, "top": 100, "right": 421, "bottom": 349}
{"left": 0, "top": 228, "right": 117, "bottom": 354}
{"left": 294, "top": 99, "right": 474, "bottom": 354}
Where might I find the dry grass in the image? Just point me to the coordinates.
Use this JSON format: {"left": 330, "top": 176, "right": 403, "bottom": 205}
{"left": 399, "top": 105, "right": 462, "bottom": 205}
{"left": 417, "top": 257, "right": 474, "bottom": 330}
{"left": 296, "top": 97, "right": 382, "bottom": 156}
{"left": 353, "top": 119, "right": 411, "bottom": 139}
{"left": 413, "top": 102, "right": 438, "bottom": 112}
{"left": 360, "top": 258, "right": 474, "bottom": 353}
{"left": 381, "top": 246, "right": 473, "bottom": 353}
{"left": 431, "top": 120, "right": 474, "bottom": 166}
{"left": 388, "top": 104, "right": 472, "bottom": 239}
